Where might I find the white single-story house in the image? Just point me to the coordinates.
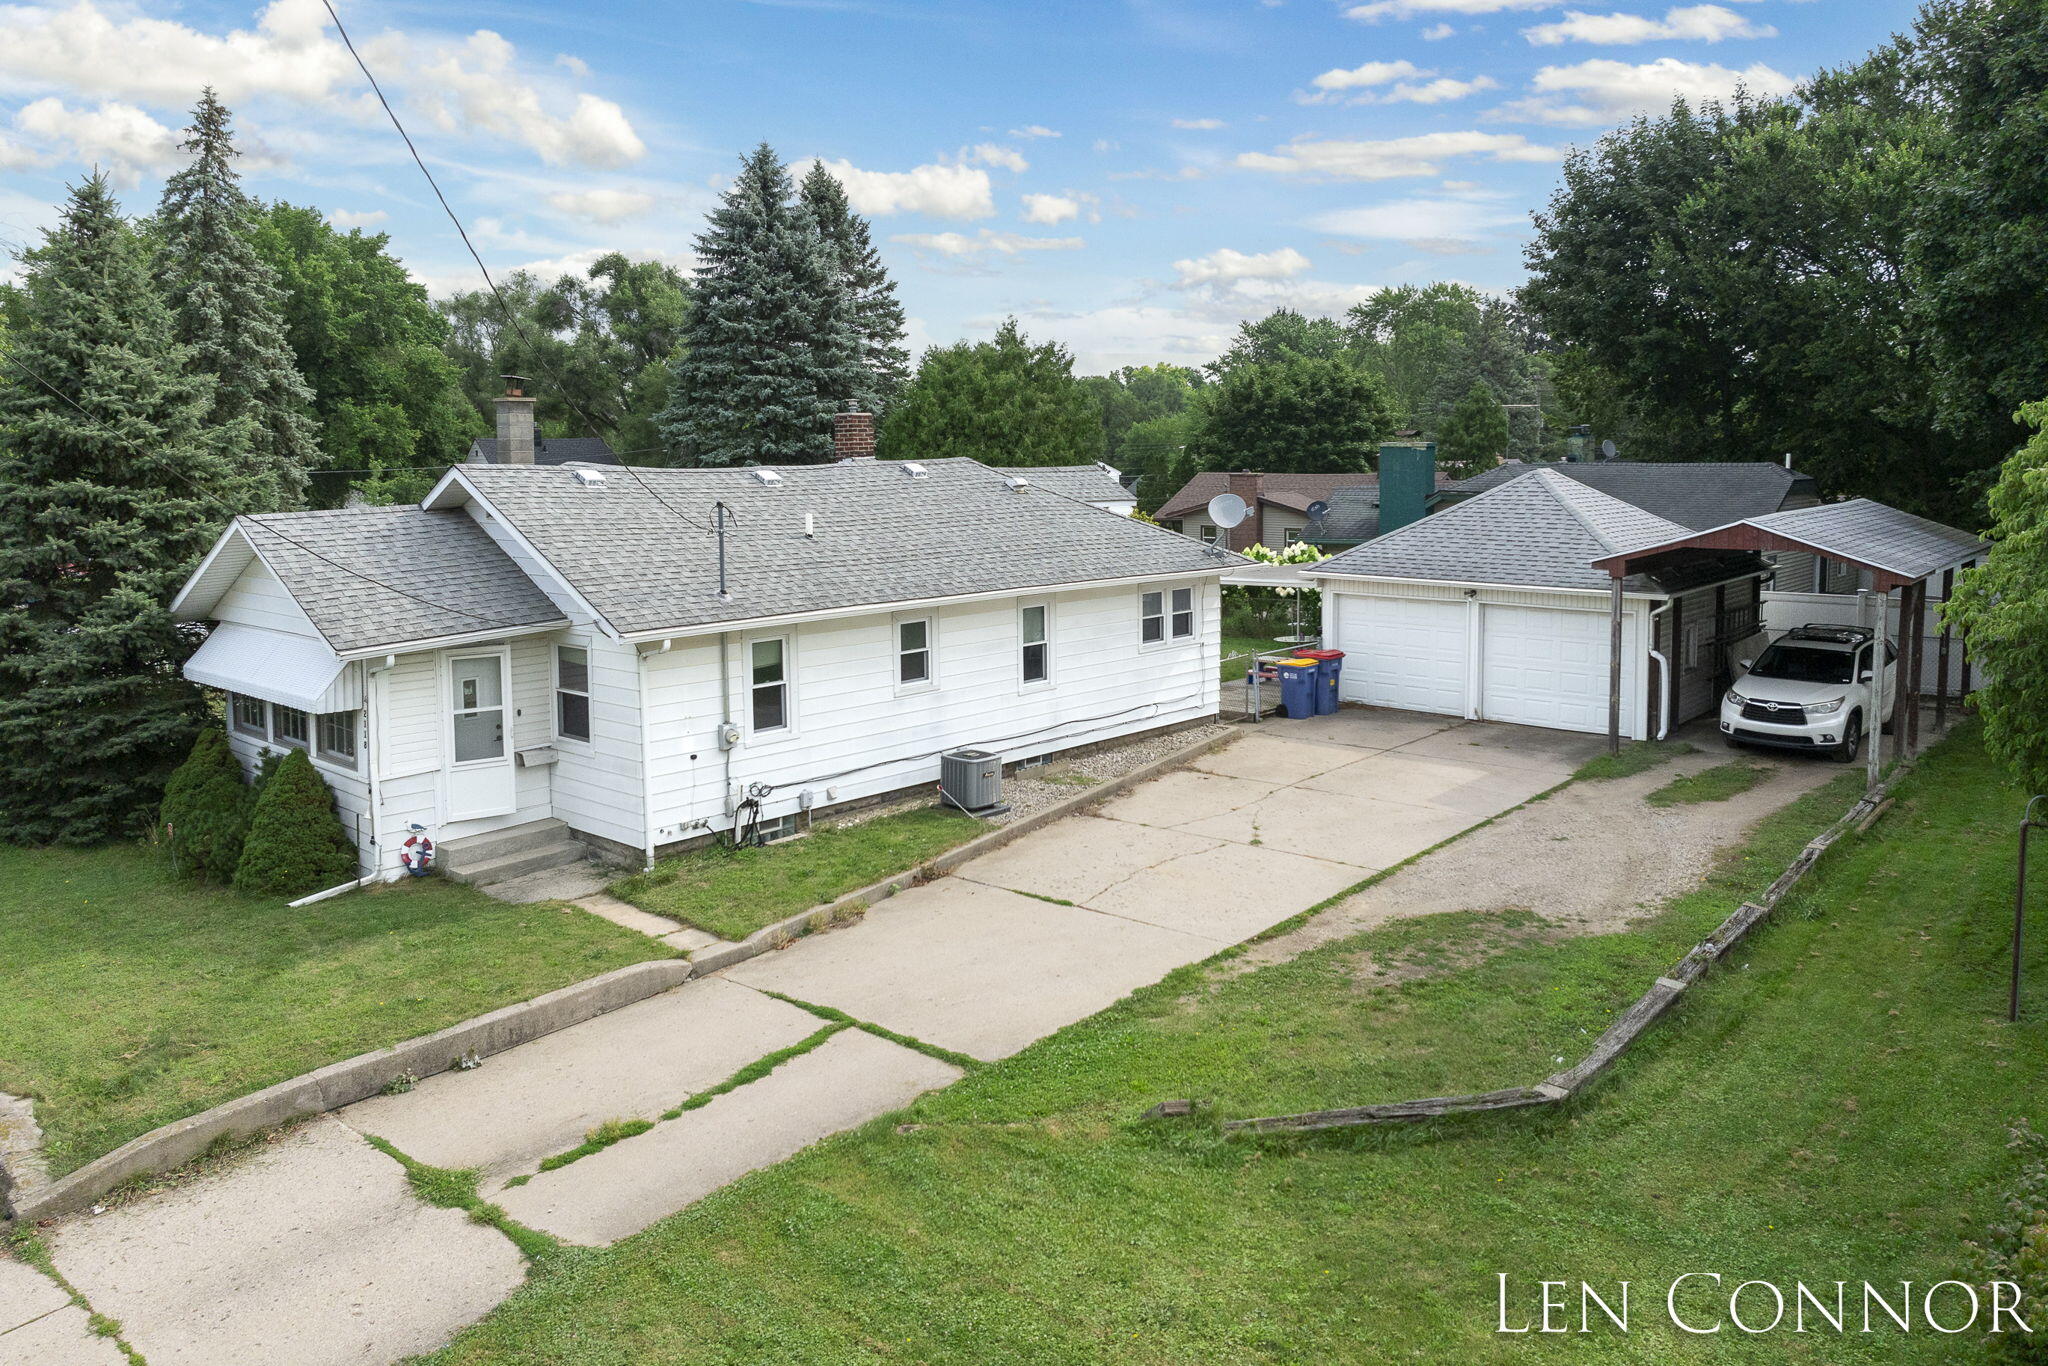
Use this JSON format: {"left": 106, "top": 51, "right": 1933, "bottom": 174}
{"left": 170, "top": 458, "right": 1238, "bottom": 880}
{"left": 1310, "top": 469, "right": 1770, "bottom": 740}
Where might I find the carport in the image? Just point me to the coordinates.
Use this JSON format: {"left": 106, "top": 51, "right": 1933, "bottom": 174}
{"left": 1591, "top": 499, "right": 1988, "bottom": 772}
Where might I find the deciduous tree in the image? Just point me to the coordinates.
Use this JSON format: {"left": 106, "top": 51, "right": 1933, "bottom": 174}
{"left": 880, "top": 318, "right": 1103, "bottom": 465}
{"left": 1189, "top": 356, "right": 1393, "bottom": 475}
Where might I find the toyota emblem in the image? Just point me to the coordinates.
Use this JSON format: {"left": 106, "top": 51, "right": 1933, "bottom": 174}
{"left": 1761, "top": 701, "right": 1781, "bottom": 711}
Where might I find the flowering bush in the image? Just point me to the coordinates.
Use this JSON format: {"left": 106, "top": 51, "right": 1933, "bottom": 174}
{"left": 1224, "top": 540, "right": 1328, "bottom": 640}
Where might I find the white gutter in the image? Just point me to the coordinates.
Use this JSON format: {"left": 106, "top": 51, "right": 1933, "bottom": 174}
{"left": 1309, "top": 570, "right": 1669, "bottom": 600}
{"left": 618, "top": 566, "right": 1238, "bottom": 648}
{"left": 335, "top": 618, "right": 571, "bottom": 662}
{"left": 1648, "top": 598, "right": 1675, "bottom": 741}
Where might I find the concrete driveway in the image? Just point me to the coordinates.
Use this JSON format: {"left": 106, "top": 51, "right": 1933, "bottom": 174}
{"left": 36, "top": 709, "right": 1603, "bottom": 1366}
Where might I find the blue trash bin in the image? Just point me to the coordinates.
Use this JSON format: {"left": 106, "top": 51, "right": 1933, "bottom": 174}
{"left": 1298, "top": 649, "right": 1345, "bottom": 715}
{"left": 1275, "top": 658, "right": 1319, "bottom": 720}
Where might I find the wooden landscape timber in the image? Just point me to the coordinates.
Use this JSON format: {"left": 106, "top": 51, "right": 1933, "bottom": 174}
{"left": 1146, "top": 760, "right": 1915, "bottom": 1136}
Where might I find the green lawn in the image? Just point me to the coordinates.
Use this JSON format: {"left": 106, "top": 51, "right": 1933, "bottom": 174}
{"left": 422, "top": 723, "right": 2046, "bottom": 1364}
{"left": 1573, "top": 737, "right": 1697, "bottom": 781}
{"left": 1219, "top": 633, "right": 1276, "bottom": 681}
{"left": 609, "top": 805, "right": 981, "bottom": 941}
{"left": 1647, "top": 759, "right": 1773, "bottom": 807}
{"left": 0, "top": 845, "right": 670, "bottom": 1177}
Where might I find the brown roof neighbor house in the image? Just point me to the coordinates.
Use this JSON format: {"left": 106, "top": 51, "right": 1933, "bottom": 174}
{"left": 1156, "top": 465, "right": 1451, "bottom": 553}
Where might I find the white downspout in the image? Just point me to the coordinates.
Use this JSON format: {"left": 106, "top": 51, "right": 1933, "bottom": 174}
{"left": 1648, "top": 600, "right": 1675, "bottom": 741}
{"left": 638, "top": 646, "right": 656, "bottom": 872}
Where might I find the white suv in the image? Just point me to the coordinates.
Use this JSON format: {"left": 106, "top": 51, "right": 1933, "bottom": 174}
{"left": 1720, "top": 624, "right": 1897, "bottom": 763}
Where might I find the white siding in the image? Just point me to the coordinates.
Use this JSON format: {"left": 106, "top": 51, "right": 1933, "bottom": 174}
{"left": 222, "top": 664, "right": 373, "bottom": 875}
{"left": 546, "top": 632, "right": 646, "bottom": 851}
{"left": 641, "top": 579, "right": 1222, "bottom": 837}
{"left": 212, "top": 559, "right": 320, "bottom": 639}
{"left": 1260, "top": 505, "right": 1309, "bottom": 548}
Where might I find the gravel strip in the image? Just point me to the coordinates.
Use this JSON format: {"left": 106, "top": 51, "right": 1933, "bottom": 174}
{"left": 997, "top": 722, "right": 1238, "bottom": 824}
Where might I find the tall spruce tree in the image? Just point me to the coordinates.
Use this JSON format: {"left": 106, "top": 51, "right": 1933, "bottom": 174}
{"left": 156, "top": 89, "right": 315, "bottom": 510}
{"left": 657, "top": 143, "right": 862, "bottom": 465}
{"left": 798, "top": 161, "right": 910, "bottom": 414}
{"left": 0, "top": 176, "right": 244, "bottom": 843}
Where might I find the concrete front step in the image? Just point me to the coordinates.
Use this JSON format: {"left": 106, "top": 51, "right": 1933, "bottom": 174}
{"left": 439, "top": 818, "right": 571, "bottom": 871}
{"left": 442, "top": 838, "right": 590, "bottom": 886}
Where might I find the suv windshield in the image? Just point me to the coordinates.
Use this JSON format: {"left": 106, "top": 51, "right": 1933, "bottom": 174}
{"left": 1748, "top": 643, "right": 1854, "bottom": 685}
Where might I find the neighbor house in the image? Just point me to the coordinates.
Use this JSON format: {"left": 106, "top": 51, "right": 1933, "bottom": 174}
{"left": 1311, "top": 469, "right": 1770, "bottom": 740}
{"left": 171, "top": 459, "right": 1238, "bottom": 881}
{"left": 463, "top": 382, "right": 622, "bottom": 468}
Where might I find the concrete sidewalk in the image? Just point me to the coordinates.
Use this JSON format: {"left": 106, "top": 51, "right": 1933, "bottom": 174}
{"left": 36, "top": 709, "right": 1604, "bottom": 1366}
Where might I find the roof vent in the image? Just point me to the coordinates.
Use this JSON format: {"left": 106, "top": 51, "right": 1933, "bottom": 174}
{"left": 901, "top": 462, "right": 928, "bottom": 479}
{"left": 750, "top": 468, "right": 784, "bottom": 486}
{"left": 571, "top": 468, "right": 607, "bottom": 487}
{"left": 1003, "top": 474, "right": 1032, "bottom": 493}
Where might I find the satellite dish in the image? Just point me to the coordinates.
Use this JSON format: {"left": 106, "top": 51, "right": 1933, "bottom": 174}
{"left": 1207, "top": 492, "right": 1249, "bottom": 529}
{"left": 1305, "top": 500, "right": 1330, "bottom": 521}
{"left": 1600, "top": 439, "right": 1618, "bottom": 460}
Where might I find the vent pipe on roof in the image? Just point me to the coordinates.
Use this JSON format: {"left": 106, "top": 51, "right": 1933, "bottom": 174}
{"left": 803, "top": 512, "right": 815, "bottom": 539}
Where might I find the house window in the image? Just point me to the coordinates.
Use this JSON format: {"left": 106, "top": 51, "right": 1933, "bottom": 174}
{"left": 1283, "top": 527, "right": 1302, "bottom": 545}
{"left": 1170, "top": 586, "right": 1195, "bottom": 639}
{"left": 1020, "top": 604, "right": 1049, "bottom": 685}
{"left": 317, "top": 710, "right": 357, "bottom": 765}
{"left": 1198, "top": 524, "right": 1220, "bottom": 545}
{"left": 1140, "top": 591, "right": 1166, "bottom": 644}
{"left": 272, "top": 705, "right": 309, "bottom": 749}
{"left": 230, "top": 693, "right": 266, "bottom": 736}
{"left": 750, "top": 638, "right": 789, "bottom": 732}
{"left": 556, "top": 645, "right": 591, "bottom": 742}
{"left": 897, "top": 618, "right": 932, "bottom": 687}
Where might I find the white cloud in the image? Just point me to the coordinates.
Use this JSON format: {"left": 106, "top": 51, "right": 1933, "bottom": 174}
{"left": 326, "top": 208, "right": 389, "bottom": 229}
{"left": 14, "top": 97, "right": 178, "bottom": 181}
{"left": 1009, "top": 124, "right": 1061, "bottom": 139}
{"left": 545, "top": 188, "right": 655, "bottom": 222}
{"left": 1020, "top": 192, "right": 1080, "bottom": 224}
{"left": 555, "top": 52, "right": 590, "bottom": 77}
{"left": 1420, "top": 21, "right": 1457, "bottom": 38}
{"left": 0, "top": 0, "right": 647, "bottom": 169}
{"left": 1237, "top": 130, "right": 1559, "bottom": 180}
{"left": 1171, "top": 246, "right": 1312, "bottom": 286}
{"left": 1304, "top": 62, "right": 1498, "bottom": 104}
{"left": 1171, "top": 117, "right": 1227, "bottom": 129}
{"left": 1309, "top": 196, "right": 1524, "bottom": 250}
{"left": 890, "top": 228, "right": 1084, "bottom": 262}
{"left": 1500, "top": 56, "right": 1799, "bottom": 124}
{"left": 962, "top": 142, "right": 1028, "bottom": 173}
{"left": 1092, "top": 137, "right": 1119, "bottom": 153}
{"left": 1347, "top": 0, "right": 1552, "bottom": 21}
{"left": 1523, "top": 5, "right": 1777, "bottom": 46}
{"left": 1310, "top": 59, "right": 1427, "bottom": 93}
{"left": 810, "top": 158, "right": 995, "bottom": 219}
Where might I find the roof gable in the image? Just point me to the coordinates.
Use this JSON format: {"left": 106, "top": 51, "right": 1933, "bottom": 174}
{"left": 447, "top": 458, "right": 1240, "bottom": 638}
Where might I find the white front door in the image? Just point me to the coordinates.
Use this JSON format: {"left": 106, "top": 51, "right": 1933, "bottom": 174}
{"left": 1329, "top": 592, "right": 1470, "bottom": 715}
{"left": 444, "top": 650, "right": 516, "bottom": 820}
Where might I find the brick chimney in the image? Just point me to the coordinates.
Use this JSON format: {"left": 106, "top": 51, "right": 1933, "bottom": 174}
{"left": 495, "top": 376, "right": 536, "bottom": 466}
{"left": 1225, "top": 471, "right": 1263, "bottom": 552}
{"left": 833, "top": 411, "right": 877, "bottom": 461}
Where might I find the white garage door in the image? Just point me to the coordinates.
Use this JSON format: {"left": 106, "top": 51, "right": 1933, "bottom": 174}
{"left": 1480, "top": 604, "right": 1621, "bottom": 734}
{"left": 1329, "top": 593, "right": 1469, "bottom": 716}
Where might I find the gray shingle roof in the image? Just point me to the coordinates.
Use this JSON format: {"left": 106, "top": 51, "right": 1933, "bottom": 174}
{"left": 1156, "top": 471, "right": 1374, "bottom": 520}
{"left": 1301, "top": 485, "right": 1382, "bottom": 544}
{"left": 1441, "top": 460, "right": 1811, "bottom": 529}
{"left": 995, "top": 464, "right": 1131, "bottom": 505}
{"left": 456, "top": 458, "right": 1240, "bottom": 637}
{"left": 239, "top": 506, "right": 567, "bottom": 654}
{"left": 1313, "top": 468, "right": 1697, "bottom": 593}
{"left": 1743, "top": 500, "right": 1987, "bottom": 579}
{"left": 468, "top": 436, "right": 621, "bottom": 467}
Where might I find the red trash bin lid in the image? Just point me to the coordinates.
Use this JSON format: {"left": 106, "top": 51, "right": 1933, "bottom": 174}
{"left": 1296, "top": 649, "right": 1345, "bottom": 660}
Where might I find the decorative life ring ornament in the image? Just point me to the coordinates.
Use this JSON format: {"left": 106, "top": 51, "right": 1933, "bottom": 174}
{"left": 400, "top": 825, "right": 435, "bottom": 876}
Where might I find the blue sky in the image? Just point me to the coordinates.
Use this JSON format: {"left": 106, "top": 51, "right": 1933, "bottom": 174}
{"left": 0, "top": 0, "right": 1922, "bottom": 372}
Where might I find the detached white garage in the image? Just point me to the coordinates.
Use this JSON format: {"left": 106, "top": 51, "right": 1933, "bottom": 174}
{"left": 1314, "top": 469, "right": 1765, "bottom": 741}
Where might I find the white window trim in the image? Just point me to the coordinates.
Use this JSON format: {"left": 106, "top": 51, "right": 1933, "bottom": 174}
{"left": 1169, "top": 584, "right": 1197, "bottom": 641}
{"left": 553, "top": 638, "right": 593, "bottom": 747}
{"left": 1018, "top": 601, "right": 1053, "bottom": 691}
{"left": 229, "top": 692, "right": 266, "bottom": 738}
{"left": 893, "top": 614, "right": 937, "bottom": 695}
{"left": 315, "top": 709, "right": 360, "bottom": 772}
{"left": 745, "top": 632, "right": 798, "bottom": 742}
{"left": 1198, "top": 523, "right": 1220, "bottom": 545}
{"left": 1138, "top": 589, "right": 1168, "bottom": 650}
{"left": 270, "top": 703, "right": 310, "bottom": 751}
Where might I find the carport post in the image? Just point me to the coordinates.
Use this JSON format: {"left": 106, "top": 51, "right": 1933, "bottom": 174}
{"left": 1937, "top": 567, "right": 1954, "bottom": 729}
{"left": 1607, "top": 573, "right": 1624, "bottom": 755}
{"left": 1861, "top": 590, "right": 1883, "bottom": 792}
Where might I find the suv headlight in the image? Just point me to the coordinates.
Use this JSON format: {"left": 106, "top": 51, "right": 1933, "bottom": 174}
{"left": 1807, "top": 696, "right": 1846, "bottom": 715}
{"left": 1725, "top": 689, "right": 1748, "bottom": 707}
